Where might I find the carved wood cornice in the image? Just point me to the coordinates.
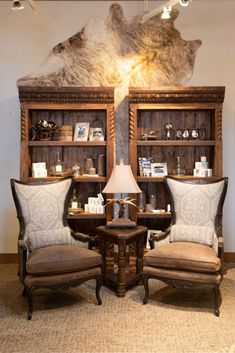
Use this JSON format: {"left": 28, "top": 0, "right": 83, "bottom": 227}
{"left": 129, "top": 86, "right": 225, "bottom": 104}
{"left": 18, "top": 86, "right": 114, "bottom": 104}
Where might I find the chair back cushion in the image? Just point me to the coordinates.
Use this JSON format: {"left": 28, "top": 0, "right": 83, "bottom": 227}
{"left": 165, "top": 178, "right": 227, "bottom": 246}
{"left": 13, "top": 178, "right": 73, "bottom": 250}
{"left": 27, "top": 226, "right": 80, "bottom": 251}
{"left": 169, "top": 224, "right": 214, "bottom": 246}
{"left": 166, "top": 178, "right": 225, "bottom": 228}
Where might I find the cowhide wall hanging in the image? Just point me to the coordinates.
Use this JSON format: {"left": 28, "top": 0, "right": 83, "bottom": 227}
{"left": 17, "top": 3, "right": 202, "bottom": 162}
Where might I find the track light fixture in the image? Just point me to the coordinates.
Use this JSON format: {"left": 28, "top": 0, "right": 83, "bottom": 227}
{"left": 11, "top": 0, "right": 38, "bottom": 13}
{"left": 179, "top": 0, "right": 189, "bottom": 6}
{"left": 142, "top": 0, "right": 191, "bottom": 23}
{"left": 161, "top": 7, "right": 172, "bottom": 20}
{"left": 11, "top": 0, "right": 24, "bottom": 11}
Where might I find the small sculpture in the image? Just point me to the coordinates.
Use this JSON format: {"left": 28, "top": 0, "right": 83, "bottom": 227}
{"left": 31, "top": 120, "right": 57, "bottom": 141}
{"left": 191, "top": 129, "right": 199, "bottom": 139}
{"left": 175, "top": 130, "right": 183, "bottom": 139}
{"left": 182, "top": 129, "right": 189, "bottom": 139}
{"left": 141, "top": 129, "right": 159, "bottom": 141}
{"left": 165, "top": 123, "right": 173, "bottom": 140}
{"left": 72, "top": 164, "right": 81, "bottom": 178}
{"left": 173, "top": 156, "right": 186, "bottom": 176}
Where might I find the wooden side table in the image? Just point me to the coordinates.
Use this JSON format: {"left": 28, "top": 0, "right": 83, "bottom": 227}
{"left": 96, "top": 225, "right": 147, "bottom": 297}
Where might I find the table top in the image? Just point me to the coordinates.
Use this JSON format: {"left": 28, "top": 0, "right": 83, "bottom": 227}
{"left": 96, "top": 225, "right": 147, "bottom": 240}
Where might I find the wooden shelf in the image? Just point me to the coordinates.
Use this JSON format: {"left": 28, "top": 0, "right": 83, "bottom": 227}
{"left": 74, "top": 176, "right": 106, "bottom": 183}
{"left": 137, "top": 212, "right": 171, "bottom": 219}
{"left": 137, "top": 176, "right": 164, "bottom": 182}
{"left": 29, "top": 141, "right": 106, "bottom": 147}
{"left": 28, "top": 176, "right": 107, "bottom": 183}
{"left": 137, "top": 175, "right": 218, "bottom": 182}
{"left": 137, "top": 140, "right": 215, "bottom": 146}
{"left": 67, "top": 212, "right": 106, "bottom": 219}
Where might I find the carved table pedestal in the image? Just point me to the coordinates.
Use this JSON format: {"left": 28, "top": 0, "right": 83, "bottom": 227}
{"left": 96, "top": 225, "right": 147, "bottom": 297}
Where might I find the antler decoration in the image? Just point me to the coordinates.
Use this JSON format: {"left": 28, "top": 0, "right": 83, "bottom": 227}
{"left": 105, "top": 197, "right": 137, "bottom": 218}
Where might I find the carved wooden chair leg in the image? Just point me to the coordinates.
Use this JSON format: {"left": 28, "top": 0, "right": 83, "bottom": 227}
{"left": 96, "top": 277, "right": 102, "bottom": 305}
{"left": 26, "top": 288, "right": 33, "bottom": 320}
{"left": 213, "top": 284, "right": 220, "bottom": 317}
{"left": 22, "top": 287, "right": 27, "bottom": 297}
{"left": 143, "top": 276, "right": 149, "bottom": 304}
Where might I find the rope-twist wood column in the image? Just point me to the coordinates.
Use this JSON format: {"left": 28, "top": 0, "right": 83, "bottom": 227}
{"left": 105, "top": 239, "right": 115, "bottom": 273}
{"left": 129, "top": 107, "right": 135, "bottom": 142}
{"left": 129, "top": 242, "right": 136, "bottom": 273}
{"left": 117, "top": 239, "right": 127, "bottom": 297}
{"left": 21, "top": 106, "right": 26, "bottom": 142}
{"left": 215, "top": 107, "right": 222, "bottom": 141}
{"left": 109, "top": 107, "right": 115, "bottom": 142}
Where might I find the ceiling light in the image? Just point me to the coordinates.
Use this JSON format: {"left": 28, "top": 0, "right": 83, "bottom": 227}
{"left": 161, "top": 6, "right": 172, "bottom": 20}
{"left": 11, "top": 0, "right": 24, "bottom": 11}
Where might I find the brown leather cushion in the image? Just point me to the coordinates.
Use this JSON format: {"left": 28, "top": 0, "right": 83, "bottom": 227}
{"left": 26, "top": 245, "right": 102, "bottom": 275}
{"left": 144, "top": 242, "right": 221, "bottom": 273}
{"left": 143, "top": 266, "right": 221, "bottom": 284}
{"left": 25, "top": 267, "right": 101, "bottom": 288}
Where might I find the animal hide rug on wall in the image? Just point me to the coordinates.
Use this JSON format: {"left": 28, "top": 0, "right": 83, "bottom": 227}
{"left": 17, "top": 3, "right": 202, "bottom": 88}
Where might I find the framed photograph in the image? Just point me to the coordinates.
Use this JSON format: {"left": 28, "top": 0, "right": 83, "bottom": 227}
{"left": 89, "top": 127, "right": 104, "bottom": 141}
{"left": 74, "top": 122, "right": 90, "bottom": 141}
{"left": 151, "top": 162, "right": 168, "bottom": 177}
{"left": 139, "top": 157, "right": 154, "bottom": 177}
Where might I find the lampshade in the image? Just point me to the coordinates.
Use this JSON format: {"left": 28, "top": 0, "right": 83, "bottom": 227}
{"left": 102, "top": 163, "right": 141, "bottom": 194}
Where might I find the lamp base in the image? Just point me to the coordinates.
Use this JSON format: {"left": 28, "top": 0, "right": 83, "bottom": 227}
{"left": 106, "top": 218, "right": 137, "bottom": 229}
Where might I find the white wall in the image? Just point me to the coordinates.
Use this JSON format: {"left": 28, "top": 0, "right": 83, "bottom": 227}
{"left": 0, "top": 1, "right": 234, "bottom": 253}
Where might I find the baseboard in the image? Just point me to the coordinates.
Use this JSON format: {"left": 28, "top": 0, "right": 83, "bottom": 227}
{"left": 0, "top": 254, "right": 18, "bottom": 263}
{"left": 1, "top": 252, "right": 235, "bottom": 264}
{"left": 224, "top": 253, "right": 235, "bottom": 263}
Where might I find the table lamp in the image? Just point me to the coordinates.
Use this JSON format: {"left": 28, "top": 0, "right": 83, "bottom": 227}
{"left": 102, "top": 159, "right": 141, "bottom": 228}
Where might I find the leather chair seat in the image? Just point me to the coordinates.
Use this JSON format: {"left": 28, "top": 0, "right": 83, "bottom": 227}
{"left": 26, "top": 245, "right": 102, "bottom": 276}
{"left": 144, "top": 242, "right": 221, "bottom": 274}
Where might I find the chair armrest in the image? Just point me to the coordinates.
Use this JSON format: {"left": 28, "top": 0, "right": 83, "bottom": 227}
{"left": 149, "top": 230, "right": 170, "bottom": 249}
{"left": 18, "top": 239, "right": 28, "bottom": 251}
{"left": 18, "top": 239, "right": 28, "bottom": 281}
{"left": 71, "top": 231, "right": 92, "bottom": 243}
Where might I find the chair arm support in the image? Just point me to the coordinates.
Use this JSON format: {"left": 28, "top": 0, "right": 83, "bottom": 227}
{"left": 71, "top": 231, "right": 92, "bottom": 243}
{"left": 218, "top": 236, "right": 224, "bottom": 245}
{"left": 218, "top": 236, "right": 224, "bottom": 259}
{"left": 149, "top": 230, "right": 170, "bottom": 249}
{"left": 18, "top": 239, "right": 28, "bottom": 281}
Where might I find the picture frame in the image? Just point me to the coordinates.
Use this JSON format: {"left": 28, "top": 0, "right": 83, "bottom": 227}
{"left": 89, "top": 127, "right": 104, "bottom": 141}
{"left": 74, "top": 122, "right": 90, "bottom": 141}
{"left": 151, "top": 162, "right": 168, "bottom": 177}
{"left": 139, "top": 157, "right": 154, "bottom": 177}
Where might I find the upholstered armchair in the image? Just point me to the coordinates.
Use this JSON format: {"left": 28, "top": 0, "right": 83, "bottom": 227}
{"left": 11, "top": 177, "right": 102, "bottom": 319}
{"left": 142, "top": 176, "right": 228, "bottom": 316}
